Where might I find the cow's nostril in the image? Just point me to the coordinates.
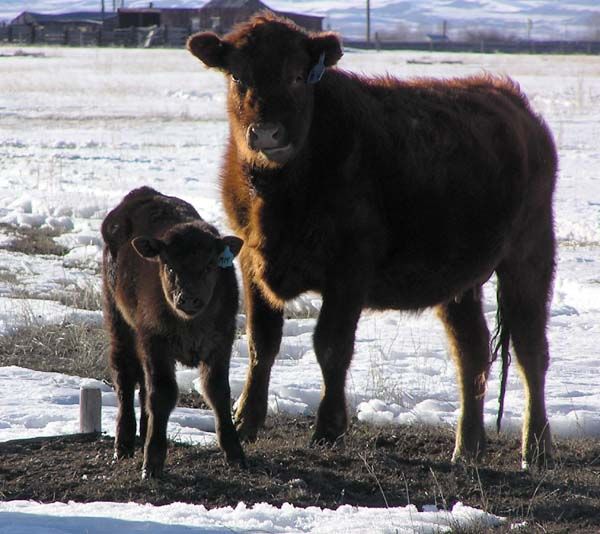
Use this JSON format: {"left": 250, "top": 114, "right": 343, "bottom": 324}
{"left": 248, "top": 123, "right": 285, "bottom": 150}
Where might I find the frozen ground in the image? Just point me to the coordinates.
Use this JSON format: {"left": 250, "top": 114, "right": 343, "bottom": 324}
{"left": 0, "top": 46, "right": 599, "bottom": 531}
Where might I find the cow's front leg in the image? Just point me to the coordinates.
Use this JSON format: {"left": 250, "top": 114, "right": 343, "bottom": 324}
{"left": 139, "top": 335, "right": 178, "bottom": 479}
{"left": 312, "top": 281, "right": 364, "bottom": 445}
{"left": 235, "top": 258, "right": 284, "bottom": 441}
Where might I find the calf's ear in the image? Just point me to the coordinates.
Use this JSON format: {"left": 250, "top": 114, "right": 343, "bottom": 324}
{"left": 131, "top": 236, "right": 163, "bottom": 261}
{"left": 308, "top": 32, "right": 343, "bottom": 67}
{"left": 187, "top": 32, "right": 231, "bottom": 69}
{"left": 221, "top": 235, "right": 244, "bottom": 258}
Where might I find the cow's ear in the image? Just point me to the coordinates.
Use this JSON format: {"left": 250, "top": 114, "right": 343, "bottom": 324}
{"left": 131, "top": 236, "right": 163, "bottom": 261}
{"left": 187, "top": 32, "right": 232, "bottom": 69}
{"left": 221, "top": 235, "right": 243, "bottom": 258}
{"left": 308, "top": 32, "right": 343, "bottom": 67}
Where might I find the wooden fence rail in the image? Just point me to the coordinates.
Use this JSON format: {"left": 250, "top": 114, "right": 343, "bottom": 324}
{"left": 0, "top": 25, "right": 598, "bottom": 53}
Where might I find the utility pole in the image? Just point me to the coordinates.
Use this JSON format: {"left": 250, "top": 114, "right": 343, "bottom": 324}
{"left": 101, "top": 0, "right": 105, "bottom": 20}
{"left": 366, "top": 0, "right": 371, "bottom": 44}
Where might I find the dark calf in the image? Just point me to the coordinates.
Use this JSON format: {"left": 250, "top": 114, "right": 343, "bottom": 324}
{"left": 187, "top": 13, "right": 557, "bottom": 469}
{"left": 101, "top": 186, "right": 244, "bottom": 478}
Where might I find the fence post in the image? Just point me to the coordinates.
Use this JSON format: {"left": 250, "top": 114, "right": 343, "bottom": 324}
{"left": 80, "top": 386, "right": 102, "bottom": 434}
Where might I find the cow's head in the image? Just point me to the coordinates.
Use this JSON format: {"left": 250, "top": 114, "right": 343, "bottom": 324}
{"left": 187, "top": 12, "right": 343, "bottom": 168}
{"left": 132, "top": 223, "right": 243, "bottom": 319}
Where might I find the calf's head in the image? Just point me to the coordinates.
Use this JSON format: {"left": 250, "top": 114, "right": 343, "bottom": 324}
{"left": 187, "top": 12, "right": 342, "bottom": 168}
{"left": 132, "top": 223, "right": 243, "bottom": 319}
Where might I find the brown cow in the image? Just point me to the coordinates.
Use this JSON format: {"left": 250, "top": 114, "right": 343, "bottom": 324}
{"left": 101, "top": 186, "right": 245, "bottom": 478}
{"left": 187, "top": 12, "right": 557, "bottom": 469}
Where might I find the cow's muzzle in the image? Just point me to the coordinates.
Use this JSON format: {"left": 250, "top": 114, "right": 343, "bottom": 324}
{"left": 247, "top": 122, "right": 285, "bottom": 150}
{"left": 173, "top": 291, "right": 204, "bottom": 317}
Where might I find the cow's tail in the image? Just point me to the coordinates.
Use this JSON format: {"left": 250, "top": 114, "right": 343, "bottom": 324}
{"left": 491, "top": 282, "right": 511, "bottom": 434}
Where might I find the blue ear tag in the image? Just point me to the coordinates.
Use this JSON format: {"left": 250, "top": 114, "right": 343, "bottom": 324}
{"left": 307, "top": 52, "right": 326, "bottom": 84}
{"left": 218, "top": 246, "right": 235, "bottom": 268}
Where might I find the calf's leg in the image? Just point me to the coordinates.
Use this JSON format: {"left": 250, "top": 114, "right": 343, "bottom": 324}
{"left": 235, "top": 264, "right": 283, "bottom": 441}
{"left": 139, "top": 335, "right": 178, "bottom": 479}
{"left": 106, "top": 298, "right": 142, "bottom": 460}
{"left": 437, "top": 288, "right": 490, "bottom": 463}
{"left": 200, "top": 357, "right": 245, "bottom": 467}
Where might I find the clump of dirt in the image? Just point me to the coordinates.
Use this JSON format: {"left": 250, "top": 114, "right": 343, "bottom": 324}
{"left": 1, "top": 416, "right": 600, "bottom": 533}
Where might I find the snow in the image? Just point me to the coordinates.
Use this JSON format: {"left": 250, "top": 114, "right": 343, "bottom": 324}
{"left": 1, "top": 44, "right": 600, "bottom": 531}
{"left": 0, "top": 500, "right": 504, "bottom": 533}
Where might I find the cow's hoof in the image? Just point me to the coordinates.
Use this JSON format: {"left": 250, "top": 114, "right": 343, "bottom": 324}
{"left": 141, "top": 464, "right": 164, "bottom": 480}
{"left": 451, "top": 446, "right": 485, "bottom": 466}
{"left": 310, "top": 429, "right": 344, "bottom": 448}
{"left": 522, "top": 452, "right": 555, "bottom": 472}
{"left": 225, "top": 450, "right": 247, "bottom": 469}
{"left": 113, "top": 445, "right": 135, "bottom": 461}
{"left": 235, "top": 418, "right": 259, "bottom": 443}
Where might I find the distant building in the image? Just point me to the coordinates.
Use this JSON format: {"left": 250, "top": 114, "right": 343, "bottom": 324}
{"left": 199, "top": 0, "right": 323, "bottom": 33}
{"left": 11, "top": 11, "right": 117, "bottom": 32}
{"left": 426, "top": 33, "right": 450, "bottom": 43}
{"left": 117, "top": 7, "right": 202, "bottom": 31}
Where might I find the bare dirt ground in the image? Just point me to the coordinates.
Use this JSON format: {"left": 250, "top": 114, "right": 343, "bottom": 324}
{"left": 1, "top": 414, "right": 600, "bottom": 533}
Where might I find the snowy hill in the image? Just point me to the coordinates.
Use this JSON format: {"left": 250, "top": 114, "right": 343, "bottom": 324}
{"left": 1, "top": 0, "right": 600, "bottom": 40}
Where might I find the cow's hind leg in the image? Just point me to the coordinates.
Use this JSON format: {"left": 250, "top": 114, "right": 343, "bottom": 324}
{"left": 438, "top": 288, "right": 490, "bottom": 463}
{"left": 235, "top": 263, "right": 284, "bottom": 441}
{"left": 496, "top": 244, "right": 554, "bottom": 470}
{"left": 106, "top": 297, "right": 142, "bottom": 460}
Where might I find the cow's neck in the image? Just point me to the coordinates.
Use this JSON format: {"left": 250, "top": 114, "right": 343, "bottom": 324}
{"left": 243, "top": 152, "right": 310, "bottom": 203}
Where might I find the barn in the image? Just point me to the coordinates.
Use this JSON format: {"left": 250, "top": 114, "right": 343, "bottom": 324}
{"left": 117, "top": 7, "right": 202, "bottom": 32}
{"left": 7, "top": 11, "right": 117, "bottom": 45}
{"left": 199, "top": 0, "right": 323, "bottom": 34}
{"left": 11, "top": 11, "right": 117, "bottom": 32}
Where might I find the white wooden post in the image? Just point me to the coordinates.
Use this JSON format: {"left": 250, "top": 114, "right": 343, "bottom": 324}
{"left": 80, "top": 386, "right": 102, "bottom": 434}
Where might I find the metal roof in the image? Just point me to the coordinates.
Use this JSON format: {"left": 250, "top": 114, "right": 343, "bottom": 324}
{"left": 13, "top": 11, "right": 116, "bottom": 24}
{"left": 202, "top": 0, "right": 263, "bottom": 9}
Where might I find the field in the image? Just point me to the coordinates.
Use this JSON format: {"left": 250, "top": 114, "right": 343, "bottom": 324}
{"left": 1, "top": 45, "right": 600, "bottom": 532}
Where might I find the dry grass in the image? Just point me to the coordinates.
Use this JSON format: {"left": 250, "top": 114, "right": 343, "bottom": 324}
{"left": 0, "top": 322, "right": 110, "bottom": 382}
{"left": 0, "top": 223, "right": 68, "bottom": 256}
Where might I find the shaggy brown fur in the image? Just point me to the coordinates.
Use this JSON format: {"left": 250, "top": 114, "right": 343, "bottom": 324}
{"left": 101, "top": 187, "right": 244, "bottom": 478}
{"left": 187, "top": 12, "right": 557, "bottom": 468}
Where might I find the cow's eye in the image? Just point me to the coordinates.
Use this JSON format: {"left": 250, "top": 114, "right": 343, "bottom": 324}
{"left": 231, "top": 75, "right": 246, "bottom": 88}
{"left": 293, "top": 74, "right": 304, "bottom": 84}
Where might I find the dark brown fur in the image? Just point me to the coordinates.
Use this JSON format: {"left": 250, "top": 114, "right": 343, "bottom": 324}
{"left": 187, "top": 13, "right": 557, "bottom": 468}
{"left": 101, "top": 186, "right": 244, "bottom": 478}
